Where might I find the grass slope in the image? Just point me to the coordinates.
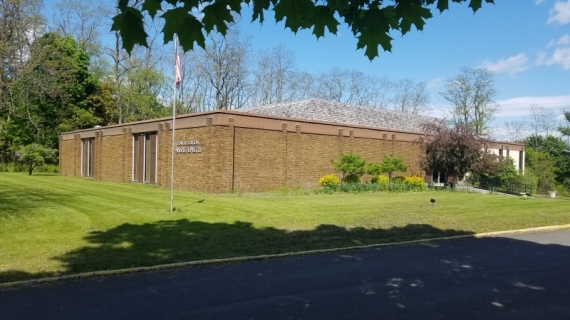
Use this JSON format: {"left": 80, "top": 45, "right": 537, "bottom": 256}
{"left": 1, "top": 173, "right": 569, "bottom": 283}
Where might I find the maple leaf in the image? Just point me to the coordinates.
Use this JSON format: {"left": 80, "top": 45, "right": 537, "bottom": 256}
{"left": 111, "top": 7, "right": 148, "bottom": 53}
{"left": 251, "top": 0, "right": 272, "bottom": 23}
{"left": 202, "top": 2, "right": 234, "bottom": 34}
{"left": 312, "top": 5, "right": 340, "bottom": 38}
{"left": 396, "top": 2, "right": 433, "bottom": 35}
{"left": 355, "top": 8, "right": 393, "bottom": 60}
{"left": 142, "top": 0, "right": 162, "bottom": 18}
{"left": 273, "top": 0, "right": 315, "bottom": 33}
{"left": 161, "top": 7, "right": 205, "bottom": 50}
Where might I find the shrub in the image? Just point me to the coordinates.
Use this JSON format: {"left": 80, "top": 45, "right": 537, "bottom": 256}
{"left": 392, "top": 176, "right": 406, "bottom": 184}
{"left": 331, "top": 153, "right": 366, "bottom": 183}
{"left": 344, "top": 174, "right": 361, "bottom": 184}
{"left": 319, "top": 174, "right": 340, "bottom": 187}
{"left": 367, "top": 154, "right": 408, "bottom": 182}
{"left": 404, "top": 176, "right": 427, "bottom": 191}
{"left": 15, "top": 144, "right": 58, "bottom": 175}
{"left": 371, "top": 175, "right": 389, "bottom": 185}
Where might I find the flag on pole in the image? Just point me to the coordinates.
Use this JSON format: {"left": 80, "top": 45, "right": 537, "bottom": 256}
{"left": 175, "top": 37, "right": 182, "bottom": 88}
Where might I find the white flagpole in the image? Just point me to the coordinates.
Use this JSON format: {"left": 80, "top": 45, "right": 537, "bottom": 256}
{"left": 170, "top": 36, "right": 178, "bottom": 212}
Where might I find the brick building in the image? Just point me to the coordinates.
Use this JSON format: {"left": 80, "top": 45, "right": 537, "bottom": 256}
{"left": 59, "top": 99, "right": 525, "bottom": 192}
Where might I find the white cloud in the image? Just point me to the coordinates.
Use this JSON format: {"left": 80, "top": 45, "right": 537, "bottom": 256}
{"left": 536, "top": 34, "right": 570, "bottom": 69}
{"left": 536, "top": 0, "right": 546, "bottom": 4}
{"left": 426, "top": 77, "right": 444, "bottom": 90}
{"left": 557, "top": 34, "right": 570, "bottom": 45}
{"left": 495, "top": 95, "right": 570, "bottom": 118}
{"left": 547, "top": 0, "right": 570, "bottom": 25}
{"left": 481, "top": 53, "right": 529, "bottom": 76}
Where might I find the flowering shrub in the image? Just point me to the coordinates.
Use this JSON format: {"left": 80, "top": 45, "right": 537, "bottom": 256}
{"left": 319, "top": 174, "right": 340, "bottom": 187}
{"left": 404, "top": 176, "right": 427, "bottom": 191}
{"left": 371, "top": 175, "right": 389, "bottom": 185}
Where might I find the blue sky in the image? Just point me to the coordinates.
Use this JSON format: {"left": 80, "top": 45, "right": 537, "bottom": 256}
{"left": 234, "top": 0, "right": 570, "bottom": 127}
{"left": 43, "top": 0, "right": 569, "bottom": 135}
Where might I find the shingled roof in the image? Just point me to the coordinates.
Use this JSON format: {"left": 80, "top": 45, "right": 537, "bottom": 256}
{"left": 241, "top": 98, "right": 440, "bottom": 133}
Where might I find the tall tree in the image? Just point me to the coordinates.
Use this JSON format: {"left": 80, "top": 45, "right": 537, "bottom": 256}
{"left": 524, "top": 135, "right": 570, "bottom": 188}
{"left": 440, "top": 67, "right": 499, "bottom": 135}
{"left": 503, "top": 119, "right": 527, "bottom": 142}
{"left": 250, "top": 44, "right": 296, "bottom": 106}
{"left": 389, "top": 79, "right": 431, "bottom": 114}
{"left": 15, "top": 32, "right": 100, "bottom": 148}
{"left": 51, "top": 0, "right": 112, "bottom": 56}
{"left": 559, "top": 110, "right": 570, "bottom": 144}
{"left": 191, "top": 27, "right": 250, "bottom": 110}
{"left": 0, "top": 0, "right": 44, "bottom": 160}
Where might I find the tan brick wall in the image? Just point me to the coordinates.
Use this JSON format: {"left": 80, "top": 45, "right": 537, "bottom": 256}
{"left": 233, "top": 127, "right": 286, "bottom": 192}
{"left": 100, "top": 135, "right": 124, "bottom": 182}
{"left": 166, "top": 124, "right": 233, "bottom": 193}
{"left": 59, "top": 139, "right": 75, "bottom": 176}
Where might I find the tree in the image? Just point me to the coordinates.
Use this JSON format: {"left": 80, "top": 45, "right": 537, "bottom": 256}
{"left": 16, "top": 143, "right": 57, "bottom": 175}
{"left": 193, "top": 27, "right": 251, "bottom": 110}
{"left": 331, "top": 152, "right": 366, "bottom": 183}
{"left": 503, "top": 119, "right": 526, "bottom": 142}
{"left": 440, "top": 67, "right": 499, "bottom": 135}
{"left": 111, "top": 0, "right": 495, "bottom": 60}
{"left": 419, "top": 122, "right": 494, "bottom": 183}
{"left": 0, "top": 0, "right": 45, "bottom": 160}
{"left": 51, "top": 0, "right": 112, "bottom": 56}
{"left": 389, "top": 79, "right": 431, "bottom": 114}
{"left": 528, "top": 105, "right": 558, "bottom": 138}
{"left": 524, "top": 135, "right": 570, "bottom": 188}
{"left": 525, "top": 147, "right": 557, "bottom": 193}
{"left": 15, "top": 32, "right": 100, "bottom": 148}
{"left": 559, "top": 110, "right": 570, "bottom": 145}
{"left": 250, "top": 44, "right": 296, "bottom": 106}
{"left": 367, "top": 154, "right": 408, "bottom": 182}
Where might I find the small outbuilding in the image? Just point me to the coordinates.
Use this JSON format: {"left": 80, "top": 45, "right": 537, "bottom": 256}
{"left": 59, "top": 99, "right": 525, "bottom": 192}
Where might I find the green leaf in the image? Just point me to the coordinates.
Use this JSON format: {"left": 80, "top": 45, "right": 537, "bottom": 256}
{"left": 142, "top": 0, "right": 162, "bottom": 18}
{"left": 312, "top": 5, "right": 339, "bottom": 38}
{"left": 355, "top": 8, "right": 393, "bottom": 60}
{"left": 274, "top": 0, "right": 315, "bottom": 33}
{"left": 395, "top": 2, "right": 433, "bottom": 35}
{"left": 178, "top": 15, "right": 207, "bottom": 50}
{"left": 111, "top": 7, "right": 149, "bottom": 54}
{"left": 162, "top": 8, "right": 206, "bottom": 50}
{"left": 251, "top": 0, "right": 272, "bottom": 23}
{"left": 468, "top": 0, "right": 482, "bottom": 11}
{"left": 326, "top": 0, "right": 350, "bottom": 14}
{"left": 117, "top": 0, "right": 129, "bottom": 10}
{"left": 436, "top": 0, "right": 449, "bottom": 12}
{"left": 202, "top": 2, "right": 234, "bottom": 34}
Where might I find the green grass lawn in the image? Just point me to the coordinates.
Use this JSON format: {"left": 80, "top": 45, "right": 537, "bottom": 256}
{"left": 1, "top": 173, "right": 570, "bottom": 283}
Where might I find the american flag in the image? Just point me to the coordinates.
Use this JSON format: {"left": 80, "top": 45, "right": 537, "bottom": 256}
{"left": 175, "top": 36, "right": 182, "bottom": 88}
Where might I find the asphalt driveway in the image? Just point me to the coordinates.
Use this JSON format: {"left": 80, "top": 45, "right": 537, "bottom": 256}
{"left": 2, "top": 230, "right": 570, "bottom": 320}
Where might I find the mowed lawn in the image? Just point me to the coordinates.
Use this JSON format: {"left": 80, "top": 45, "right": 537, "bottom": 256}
{"left": 1, "top": 173, "right": 570, "bottom": 283}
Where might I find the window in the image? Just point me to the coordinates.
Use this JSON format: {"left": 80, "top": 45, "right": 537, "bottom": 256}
{"left": 81, "top": 138, "right": 94, "bottom": 177}
{"left": 132, "top": 132, "right": 157, "bottom": 184}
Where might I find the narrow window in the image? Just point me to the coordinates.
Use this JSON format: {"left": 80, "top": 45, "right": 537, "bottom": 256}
{"left": 132, "top": 132, "right": 157, "bottom": 184}
{"left": 81, "top": 138, "right": 94, "bottom": 177}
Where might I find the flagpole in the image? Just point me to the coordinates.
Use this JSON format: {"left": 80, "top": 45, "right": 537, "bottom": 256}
{"left": 170, "top": 36, "right": 177, "bottom": 212}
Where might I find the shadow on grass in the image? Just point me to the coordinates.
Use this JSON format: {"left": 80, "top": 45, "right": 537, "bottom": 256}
{"left": 0, "top": 189, "right": 83, "bottom": 217}
{"left": 0, "top": 220, "right": 474, "bottom": 283}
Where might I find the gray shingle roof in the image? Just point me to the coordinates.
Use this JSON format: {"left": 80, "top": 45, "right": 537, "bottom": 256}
{"left": 241, "top": 98, "right": 440, "bottom": 133}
